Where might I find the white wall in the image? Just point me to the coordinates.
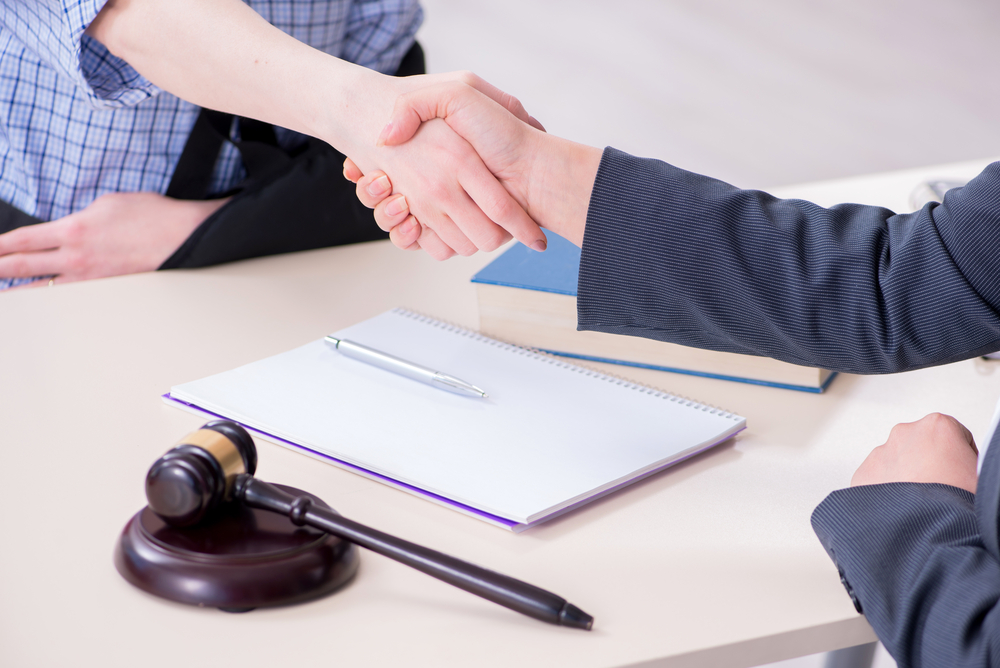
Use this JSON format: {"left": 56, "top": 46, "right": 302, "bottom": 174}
{"left": 415, "top": 0, "right": 1000, "bottom": 190}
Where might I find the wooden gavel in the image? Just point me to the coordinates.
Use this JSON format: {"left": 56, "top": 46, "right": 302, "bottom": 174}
{"left": 144, "top": 420, "right": 593, "bottom": 630}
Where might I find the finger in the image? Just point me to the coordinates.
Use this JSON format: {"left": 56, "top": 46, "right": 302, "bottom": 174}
{"left": 956, "top": 420, "right": 978, "bottom": 453}
{"left": 415, "top": 208, "right": 479, "bottom": 257}
{"left": 414, "top": 225, "right": 456, "bottom": 261}
{"left": 373, "top": 194, "right": 413, "bottom": 232}
{"left": 343, "top": 157, "right": 363, "bottom": 183}
{"left": 408, "top": 180, "right": 501, "bottom": 257}
{"left": 387, "top": 216, "right": 422, "bottom": 250}
{"left": 458, "top": 159, "right": 545, "bottom": 252}
{"left": 0, "top": 221, "right": 64, "bottom": 255}
{"left": 355, "top": 171, "right": 393, "bottom": 209}
{"left": 456, "top": 72, "right": 538, "bottom": 127}
{"left": 0, "top": 248, "right": 63, "bottom": 278}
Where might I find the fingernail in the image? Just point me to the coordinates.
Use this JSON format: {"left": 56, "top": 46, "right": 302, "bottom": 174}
{"left": 400, "top": 218, "right": 417, "bottom": 235}
{"left": 386, "top": 195, "right": 408, "bottom": 217}
{"left": 367, "top": 175, "right": 390, "bottom": 197}
{"left": 376, "top": 121, "right": 393, "bottom": 147}
{"left": 530, "top": 239, "right": 547, "bottom": 252}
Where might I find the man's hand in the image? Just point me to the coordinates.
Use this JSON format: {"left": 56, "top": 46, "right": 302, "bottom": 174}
{"left": 0, "top": 193, "right": 227, "bottom": 287}
{"left": 851, "top": 413, "right": 979, "bottom": 494}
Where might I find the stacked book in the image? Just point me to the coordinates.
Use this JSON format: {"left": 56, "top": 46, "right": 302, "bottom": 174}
{"left": 471, "top": 233, "right": 834, "bottom": 393}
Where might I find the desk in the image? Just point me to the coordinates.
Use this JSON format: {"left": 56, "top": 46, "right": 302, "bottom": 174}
{"left": 2, "top": 158, "right": 998, "bottom": 668}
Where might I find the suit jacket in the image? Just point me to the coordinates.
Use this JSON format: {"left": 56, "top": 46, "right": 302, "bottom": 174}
{"left": 577, "top": 148, "right": 1000, "bottom": 667}
{"left": 577, "top": 149, "right": 1000, "bottom": 374}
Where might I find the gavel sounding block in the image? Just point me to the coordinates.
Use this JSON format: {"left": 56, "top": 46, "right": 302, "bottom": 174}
{"left": 115, "top": 485, "right": 359, "bottom": 612}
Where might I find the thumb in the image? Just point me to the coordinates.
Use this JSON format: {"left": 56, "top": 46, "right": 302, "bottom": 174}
{"left": 377, "top": 83, "right": 476, "bottom": 147}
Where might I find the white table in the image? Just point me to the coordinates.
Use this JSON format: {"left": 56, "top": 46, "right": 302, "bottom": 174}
{"left": 2, "top": 158, "right": 997, "bottom": 667}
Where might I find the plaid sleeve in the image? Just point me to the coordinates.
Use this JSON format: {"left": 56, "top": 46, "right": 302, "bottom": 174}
{"left": 341, "top": 0, "right": 422, "bottom": 74}
{"left": 0, "top": 1, "right": 158, "bottom": 109}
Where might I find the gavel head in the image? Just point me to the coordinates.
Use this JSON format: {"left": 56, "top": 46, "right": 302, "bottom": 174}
{"left": 145, "top": 420, "right": 257, "bottom": 527}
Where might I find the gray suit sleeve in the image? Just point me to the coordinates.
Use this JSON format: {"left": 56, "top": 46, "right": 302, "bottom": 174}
{"left": 812, "top": 484, "right": 1000, "bottom": 668}
{"left": 577, "top": 148, "right": 1000, "bottom": 373}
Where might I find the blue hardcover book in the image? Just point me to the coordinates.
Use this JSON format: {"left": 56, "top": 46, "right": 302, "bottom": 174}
{"left": 471, "top": 233, "right": 835, "bottom": 393}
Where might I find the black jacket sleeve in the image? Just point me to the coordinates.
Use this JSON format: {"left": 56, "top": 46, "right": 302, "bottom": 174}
{"left": 812, "top": 483, "right": 1000, "bottom": 667}
{"left": 577, "top": 148, "right": 1000, "bottom": 373}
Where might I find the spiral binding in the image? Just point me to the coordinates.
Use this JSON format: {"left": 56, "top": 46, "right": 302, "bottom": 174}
{"left": 393, "top": 308, "right": 742, "bottom": 421}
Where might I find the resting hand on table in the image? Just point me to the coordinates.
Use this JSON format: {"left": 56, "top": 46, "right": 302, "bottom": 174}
{"left": 344, "top": 79, "right": 604, "bottom": 256}
{"left": 0, "top": 193, "right": 227, "bottom": 287}
{"left": 851, "top": 413, "right": 979, "bottom": 494}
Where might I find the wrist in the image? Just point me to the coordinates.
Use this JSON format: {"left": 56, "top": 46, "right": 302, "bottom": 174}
{"left": 523, "top": 134, "right": 601, "bottom": 246}
{"left": 311, "top": 67, "right": 401, "bottom": 168}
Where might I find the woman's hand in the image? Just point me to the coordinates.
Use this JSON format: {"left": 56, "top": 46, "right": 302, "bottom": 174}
{"left": 0, "top": 192, "right": 228, "bottom": 287}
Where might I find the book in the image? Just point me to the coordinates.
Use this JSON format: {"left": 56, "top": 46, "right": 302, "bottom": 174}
{"left": 165, "top": 308, "right": 746, "bottom": 531}
{"left": 471, "top": 233, "right": 835, "bottom": 393}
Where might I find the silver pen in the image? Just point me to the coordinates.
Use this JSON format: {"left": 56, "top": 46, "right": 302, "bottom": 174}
{"left": 324, "top": 336, "right": 488, "bottom": 398}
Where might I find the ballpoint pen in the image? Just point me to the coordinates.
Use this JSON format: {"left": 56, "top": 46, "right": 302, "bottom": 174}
{"left": 324, "top": 336, "right": 488, "bottom": 398}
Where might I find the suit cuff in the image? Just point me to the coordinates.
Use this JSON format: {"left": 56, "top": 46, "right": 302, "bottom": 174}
{"left": 811, "top": 482, "right": 976, "bottom": 614}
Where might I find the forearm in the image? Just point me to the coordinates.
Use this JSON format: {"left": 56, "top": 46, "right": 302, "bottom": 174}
{"left": 812, "top": 483, "right": 1000, "bottom": 667}
{"left": 577, "top": 150, "right": 1000, "bottom": 373}
{"left": 87, "top": 0, "right": 388, "bottom": 158}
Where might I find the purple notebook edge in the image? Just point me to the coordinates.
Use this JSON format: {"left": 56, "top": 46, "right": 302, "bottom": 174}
{"left": 162, "top": 393, "right": 520, "bottom": 529}
{"left": 163, "top": 392, "right": 745, "bottom": 532}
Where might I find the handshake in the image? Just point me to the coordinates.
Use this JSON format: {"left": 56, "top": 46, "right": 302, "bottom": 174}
{"left": 340, "top": 73, "right": 603, "bottom": 260}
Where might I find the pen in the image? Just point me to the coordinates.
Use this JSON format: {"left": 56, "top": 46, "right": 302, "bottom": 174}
{"left": 325, "top": 336, "right": 488, "bottom": 398}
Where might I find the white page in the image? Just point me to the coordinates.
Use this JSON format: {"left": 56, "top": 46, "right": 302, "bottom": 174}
{"left": 170, "top": 309, "right": 745, "bottom": 524}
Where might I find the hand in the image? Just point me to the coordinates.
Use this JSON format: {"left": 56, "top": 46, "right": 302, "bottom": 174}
{"left": 348, "top": 79, "right": 602, "bottom": 254}
{"left": 0, "top": 192, "right": 228, "bottom": 287}
{"left": 343, "top": 73, "right": 550, "bottom": 260}
{"left": 851, "top": 413, "right": 979, "bottom": 494}
{"left": 343, "top": 72, "right": 550, "bottom": 257}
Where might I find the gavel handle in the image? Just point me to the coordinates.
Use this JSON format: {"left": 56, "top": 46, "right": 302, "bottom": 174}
{"left": 234, "top": 475, "right": 593, "bottom": 630}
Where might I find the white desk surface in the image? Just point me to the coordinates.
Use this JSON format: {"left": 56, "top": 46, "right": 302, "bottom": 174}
{"left": 2, "top": 158, "right": 998, "bottom": 668}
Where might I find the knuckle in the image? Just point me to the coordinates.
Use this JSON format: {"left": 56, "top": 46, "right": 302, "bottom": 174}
{"left": 61, "top": 217, "right": 85, "bottom": 243}
{"left": 5, "top": 256, "right": 28, "bottom": 275}
{"left": 455, "top": 242, "right": 477, "bottom": 257}
{"left": 480, "top": 228, "right": 509, "bottom": 253}
{"left": 887, "top": 422, "right": 908, "bottom": 441}
{"left": 425, "top": 181, "right": 450, "bottom": 202}
{"left": 922, "top": 412, "right": 951, "bottom": 430}
{"left": 483, "top": 193, "right": 513, "bottom": 222}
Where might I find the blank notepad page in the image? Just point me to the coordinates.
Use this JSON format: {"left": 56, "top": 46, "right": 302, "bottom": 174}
{"left": 169, "top": 309, "right": 745, "bottom": 527}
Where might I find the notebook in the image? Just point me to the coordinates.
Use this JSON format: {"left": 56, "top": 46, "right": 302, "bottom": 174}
{"left": 471, "top": 233, "right": 835, "bottom": 393}
{"left": 165, "top": 308, "right": 746, "bottom": 531}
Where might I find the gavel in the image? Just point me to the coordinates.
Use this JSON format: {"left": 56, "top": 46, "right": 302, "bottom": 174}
{"left": 144, "top": 420, "right": 593, "bottom": 630}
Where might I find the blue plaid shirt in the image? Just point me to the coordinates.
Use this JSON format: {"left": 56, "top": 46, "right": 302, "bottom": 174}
{"left": 0, "top": 0, "right": 422, "bottom": 223}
